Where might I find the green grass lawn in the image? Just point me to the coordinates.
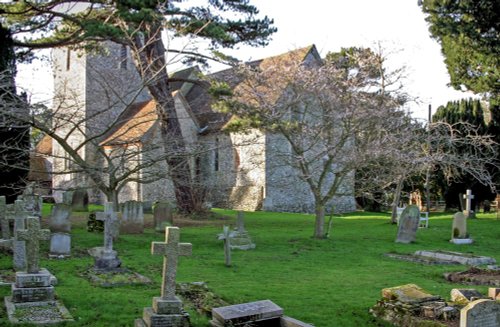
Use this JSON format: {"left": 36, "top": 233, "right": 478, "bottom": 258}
{"left": 1, "top": 208, "right": 499, "bottom": 326}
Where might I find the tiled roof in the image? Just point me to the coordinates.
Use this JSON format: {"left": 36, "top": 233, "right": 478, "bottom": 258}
{"left": 35, "top": 134, "right": 52, "bottom": 156}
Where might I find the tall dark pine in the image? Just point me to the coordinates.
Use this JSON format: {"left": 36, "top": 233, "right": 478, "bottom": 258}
{"left": 0, "top": 24, "right": 29, "bottom": 203}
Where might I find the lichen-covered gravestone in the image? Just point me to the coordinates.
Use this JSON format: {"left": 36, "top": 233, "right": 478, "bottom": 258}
{"left": 153, "top": 201, "right": 173, "bottom": 232}
{"left": 120, "top": 200, "right": 144, "bottom": 234}
{"left": 460, "top": 299, "right": 500, "bottom": 327}
{"left": 71, "top": 189, "right": 89, "bottom": 212}
{"left": 19, "top": 182, "right": 43, "bottom": 218}
{"left": 135, "top": 226, "right": 192, "bottom": 327}
{"left": 451, "top": 212, "right": 473, "bottom": 244}
{"left": 13, "top": 200, "right": 29, "bottom": 271}
{"left": 395, "top": 205, "right": 420, "bottom": 244}
{"left": 4, "top": 217, "right": 74, "bottom": 324}
{"left": 49, "top": 203, "right": 72, "bottom": 258}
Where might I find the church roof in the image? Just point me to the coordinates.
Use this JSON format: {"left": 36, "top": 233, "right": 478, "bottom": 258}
{"left": 35, "top": 134, "right": 52, "bottom": 156}
{"left": 100, "top": 45, "right": 320, "bottom": 146}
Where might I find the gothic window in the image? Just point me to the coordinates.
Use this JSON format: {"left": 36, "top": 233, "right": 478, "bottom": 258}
{"left": 233, "top": 148, "right": 240, "bottom": 170}
{"left": 66, "top": 49, "right": 71, "bottom": 71}
{"left": 119, "top": 45, "right": 127, "bottom": 70}
{"left": 214, "top": 138, "right": 219, "bottom": 172}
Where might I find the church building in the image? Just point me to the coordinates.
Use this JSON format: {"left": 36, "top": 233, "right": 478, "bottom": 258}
{"left": 50, "top": 43, "right": 356, "bottom": 214}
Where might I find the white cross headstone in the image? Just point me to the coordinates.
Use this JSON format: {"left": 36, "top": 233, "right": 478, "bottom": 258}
{"left": 463, "top": 189, "right": 475, "bottom": 218}
{"left": 16, "top": 216, "right": 50, "bottom": 273}
{"left": 152, "top": 227, "right": 192, "bottom": 300}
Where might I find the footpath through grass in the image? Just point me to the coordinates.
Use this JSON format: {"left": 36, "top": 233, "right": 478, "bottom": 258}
{"left": 0, "top": 208, "right": 499, "bottom": 326}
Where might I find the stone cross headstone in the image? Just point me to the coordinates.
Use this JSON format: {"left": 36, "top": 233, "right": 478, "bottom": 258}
{"left": 49, "top": 204, "right": 72, "bottom": 258}
{"left": 152, "top": 227, "right": 192, "bottom": 300}
{"left": 153, "top": 201, "right": 173, "bottom": 232}
{"left": 460, "top": 299, "right": 500, "bottom": 327}
{"left": 463, "top": 189, "right": 475, "bottom": 219}
{"left": 221, "top": 225, "right": 232, "bottom": 267}
{"left": 16, "top": 216, "right": 50, "bottom": 273}
{"left": 135, "top": 227, "right": 192, "bottom": 327}
{"left": 236, "top": 211, "right": 246, "bottom": 232}
{"left": 451, "top": 212, "right": 473, "bottom": 244}
{"left": 395, "top": 205, "right": 420, "bottom": 244}
{"left": 120, "top": 200, "right": 144, "bottom": 234}
{"left": 94, "top": 202, "right": 121, "bottom": 269}
{"left": 13, "top": 200, "right": 29, "bottom": 271}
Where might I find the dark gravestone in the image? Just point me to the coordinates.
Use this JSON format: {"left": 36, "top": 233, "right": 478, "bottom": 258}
{"left": 395, "top": 205, "right": 420, "bottom": 244}
{"left": 460, "top": 299, "right": 500, "bottom": 327}
{"left": 71, "top": 189, "right": 88, "bottom": 212}
{"left": 153, "top": 201, "right": 173, "bottom": 232}
{"left": 211, "top": 300, "right": 283, "bottom": 326}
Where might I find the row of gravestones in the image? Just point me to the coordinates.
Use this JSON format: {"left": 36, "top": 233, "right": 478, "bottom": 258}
{"left": 396, "top": 205, "right": 474, "bottom": 244}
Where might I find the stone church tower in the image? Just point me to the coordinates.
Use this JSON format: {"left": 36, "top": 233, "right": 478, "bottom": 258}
{"left": 51, "top": 42, "right": 150, "bottom": 203}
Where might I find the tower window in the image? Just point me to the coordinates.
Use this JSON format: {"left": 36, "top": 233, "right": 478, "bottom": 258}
{"left": 66, "top": 49, "right": 71, "bottom": 71}
{"left": 214, "top": 138, "right": 219, "bottom": 172}
{"left": 120, "top": 45, "right": 127, "bottom": 70}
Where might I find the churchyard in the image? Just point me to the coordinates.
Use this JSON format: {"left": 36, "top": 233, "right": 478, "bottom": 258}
{"left": 0, "top": 204, "right": 499, "bottom": 326}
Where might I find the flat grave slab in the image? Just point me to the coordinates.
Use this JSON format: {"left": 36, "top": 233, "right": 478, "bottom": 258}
{"left": 414, "top": 250, "right": 496, "bottom": 266}
{"left": 212, "top": 300, "right": 283, "bottom": 326}
{"left": 81, "top": 267, "right": 151, "bottom": 287}
{"left": 4, "top": 297, "right": 74, "bottom": 325}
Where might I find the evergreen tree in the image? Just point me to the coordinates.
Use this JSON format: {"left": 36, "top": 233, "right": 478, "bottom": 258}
{"left": 0, "top": 24, "right": 29, "bottom": 202}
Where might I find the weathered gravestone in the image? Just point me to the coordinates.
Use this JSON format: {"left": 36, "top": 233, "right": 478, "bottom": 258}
{"left": 3, "top": 217, "right": 73, "bottom": 324}
{"left": 460, "top": 299, "right": 500, "bottom": 327}
{"left": 13, "top": 200, "right": 29, "bottom": 271}
{"left": 19, "top": 182, "right": 43, "bottom": 218}
{"left": 228, "top": 211, "right": 255, "bottom": 250}
{"left": 489, "top": 288, "right": 500, "bottom": 300}
{"left": 217, "top": 225, "right": 232, "bottom": 267}
{"left": 450, "top": 289, "right": 485, "bottom": 304}
{"left": 153, "top": 201, "right": 173, "bottom": 232}
{"left": 71, "top": 189, "right": 89, "bottom": 212}
{"left": 92, "top": 203, "right": 121, "bottom": 270}
{"left": 395, "top": 205, "right": 420, "bottom": 244}
{"left": 211, "top": 300, "right": 283, "bottom": 326}
{"left": 451, "top": 212, "right": 473, "bottom": 244}
{"left": 49, "top": 203, "right": 72, "bottom": 258}
{"left": 120, "top": 200, "right": 144, "bottom": 234}
{"left": 0, "top": 196, "right": 13, "bottom": 248}
{"left": 135, "top": 226, "right": 192, "bottom": 327}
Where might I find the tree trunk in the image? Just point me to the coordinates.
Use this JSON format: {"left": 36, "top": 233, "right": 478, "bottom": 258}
{"left": 130, "top": 25, "right": 196, "bottom": 214}
{"left": 391, "top": 176, "right": 404, "bottom": 224}
{"left": 314, "top": 204, "right": 326, "bottom": 239}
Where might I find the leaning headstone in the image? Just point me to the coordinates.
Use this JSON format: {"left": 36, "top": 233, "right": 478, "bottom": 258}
{"left": 395, "top": 205, "right": 420, "bottom": 243}
{"left": 153, "top": 201, "right": 174, "bottom": 232}
{"left": 71, "top": 189, "right": 89, "bottom": 212}
{"left": 211, "top": 300, "right": 284, "bottom": 326}
{"left": 463, "top": 189, "right": 475, "bottom": 219}
{"left": 93, "top": 203, "right": 121, "bottom": 270}
{"left": 120, "top": 200, "right": 144, "bottom": 234}
{"left": 4, "top": 216, "right": 73, "bottom": 324}
{"left": 451, "top": 212, "right": 473, "bottom": 244}
{"left": 134, "top": 226, "right": 192, "bottom": 327}
{"left": 49, "top": 204, "right": 72, "bottom": 258}
{"left": 460, "top": 299, "right": 500, "bottom": 327}
{"left": 13, "top": 200, "right": 29, "bottom": 271}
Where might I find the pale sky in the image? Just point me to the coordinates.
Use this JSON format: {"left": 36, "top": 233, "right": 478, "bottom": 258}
{"left": 16, "top": 0, "right": 475, "bottom": 121}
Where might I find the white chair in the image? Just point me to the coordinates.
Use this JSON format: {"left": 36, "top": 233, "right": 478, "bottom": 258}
{"left": 396, "top": 206, "right": 406, "bottom": 225}
{"left": 419, "top": 212, "right": 429, "bottom": 228}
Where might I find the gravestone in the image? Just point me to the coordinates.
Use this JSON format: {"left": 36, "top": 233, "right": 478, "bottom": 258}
{"left": 120, "top": 200, "right": 144, "bottom": 234}
{"left": 414, "top": 250, "right": 496, "bottom": 266}
{"left": 451, "top": 212, "right": 473, "bottom": 244}
{"left": 460, "top": 299, "right": 500, "bottom": 327}
{"left": 4, "top": 217, "right": 73, "bottom": 324}
{"left": 62, "top": 191, "right": 73, "bottom": 205}
{"left": 135, "top": 226, "right": 192, "bottom": 327}
{"left": 395, "top": 205, "right": 420, "bottom": 244}
{"left": 49, "top": 204, "right": 72, "bottom": 258}
{"left": 211, "top": 300, "right": 283, "bottom": 326}
{"left": 451, "top": 289, "right": 485, "bottom": 304}
{"left": 153, "top": 201, "right": 173, "bottom": 232}
{"left": 488, "top": 288, "right": 500, "bottom": 300}
{"left": 93, "top": 203, "right": 121, "bottom": 270}
{"left": 228, "top": 211, "right": 255, "bottom": 250}
{"left": 71, "top": 189, "right": 89, "bottom": 212}
{"left": 20, "top": 182, "right": 43, "bottom": 218}
{"left": 463, "top": 189, "right": 475, "bottom": 219}
{"left": 13, "top": 200, "right": 29, "bottom": 271}
{"left": 0, "top": 196, "right": 13, "bottom": 248}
